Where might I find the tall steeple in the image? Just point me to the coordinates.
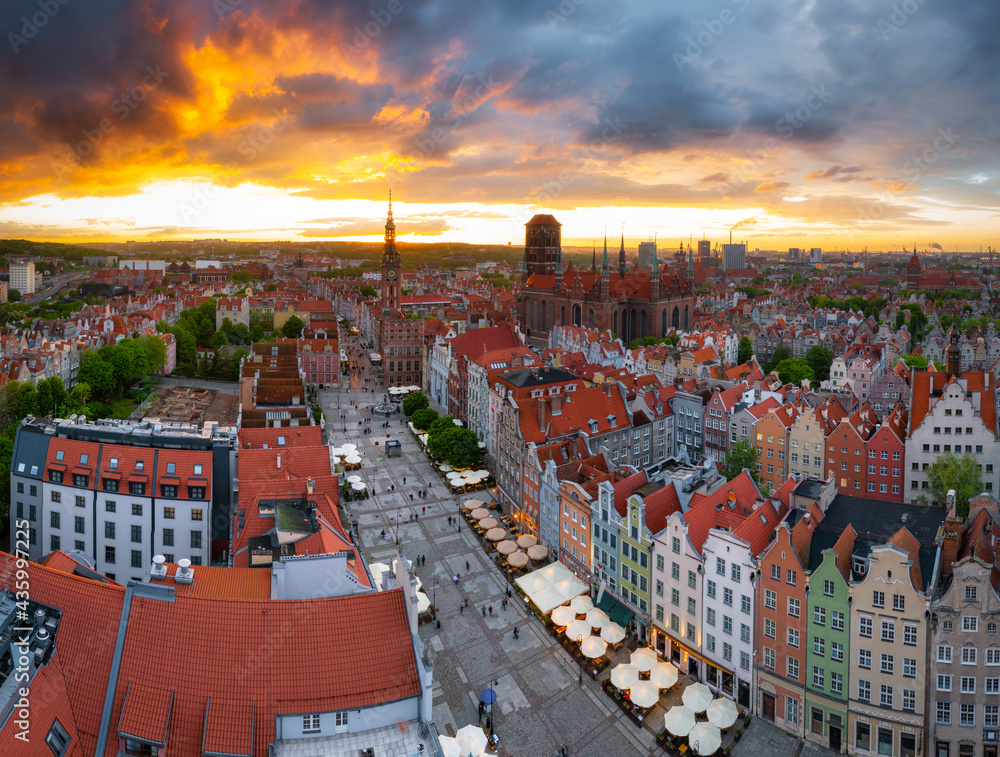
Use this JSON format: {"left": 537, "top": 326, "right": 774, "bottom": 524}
{"left": 652, "top": 243, "right": 659, "bottom": 275}
{"left": 688, "top": 245, "right": 694, "bottom": 278}
{"left": 619, "top": 227, "right": 626, "bottom": 277}
{"left": 381, "top": 192, "right": 401, "bottom": 312}
{"left": 601, "top": 227, "right": 609, "bottom": 278}
{"left": 592, "top": 242, "right": 597, "bottom": 272}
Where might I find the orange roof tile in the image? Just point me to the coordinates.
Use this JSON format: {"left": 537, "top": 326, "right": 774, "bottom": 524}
{"left": 118, "top": 682, "right": 173, "bottom": 745}
{"left": 887, "top": 526, "right": 924, "bottom": 591}
{"left": 0, "top": 653, "right": 84, "bottom": 757}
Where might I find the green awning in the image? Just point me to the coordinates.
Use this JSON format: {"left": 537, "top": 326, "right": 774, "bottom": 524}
{"left": 596, "top": 592, "right": 635, "bottom": 627}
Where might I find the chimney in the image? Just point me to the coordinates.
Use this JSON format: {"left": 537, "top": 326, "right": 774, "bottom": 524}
{"left": 174, "top": 558, "right": 194, "bottom": 584}
{"left": 306, "top": 476, "right": 315, "bottom": 495}
{"left": 537, "top": 396, "right": 547, "bottom": 430}
{"left": 551, "top": 393, "right": 563, "bottom": 415}
{"left": 149, "top": 554, "right": 167, "bottom": 581}
{"left": 276, "top": 453, "right": 281, "bottom": 469}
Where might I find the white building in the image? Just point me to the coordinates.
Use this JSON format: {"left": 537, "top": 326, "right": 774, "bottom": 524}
{"left": 10, "top": 258, "right": 37, "bottom": 296}
{"left": 722, "top": 244, "right": 747, "bottom": 272}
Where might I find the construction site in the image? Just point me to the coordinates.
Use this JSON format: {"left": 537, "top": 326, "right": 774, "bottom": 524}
{"left": 145, "top": 385, "right": 240, "bottom": 426}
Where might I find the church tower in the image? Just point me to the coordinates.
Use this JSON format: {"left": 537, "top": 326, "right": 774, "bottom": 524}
{"left": 523, "top": 214, "right": 561, "bottom": 281}
{"left": 619, "top": 230, "right": 626, "bottom": 277}
{"left": 907, "top": 249, "right": 921, "bottom": 290}
{"left": 381, "top": 194, "right": 401, "bottom": 312}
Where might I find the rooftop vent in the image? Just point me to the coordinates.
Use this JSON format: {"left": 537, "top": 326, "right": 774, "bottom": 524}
{"left": 174, "top": 558, "right": 194, "bottom": 584}
{"left": 150, "top": 555, "right": 168, "bottom": 581}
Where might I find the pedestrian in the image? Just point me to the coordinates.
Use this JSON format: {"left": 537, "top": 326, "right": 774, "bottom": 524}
{"left": 562, "top": 747, "right": 568, "bottom": 757}
{"left": 482, "top": 606, "right": 486, "bottom": 617}
{"left": 422, "top": 506, "right": 426, "bottom": 515}
{"left": 488, "top": 605, "right": 493, "bottom": 617}
{"left": 460, "top": 604, "right": 464, "bottom": 614}
{"left": 513, "top": 627, "right": 519, "bottom": 639}
{"left": 465, "top": 560, "right": 470, "bottom": 572}
{"left": 464, "top": 597, "right": 469, "bottom": 608}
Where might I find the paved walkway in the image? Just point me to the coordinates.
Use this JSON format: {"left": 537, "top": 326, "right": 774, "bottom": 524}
{"left": 322, "top": 327, "right": 842, "bottom": 757}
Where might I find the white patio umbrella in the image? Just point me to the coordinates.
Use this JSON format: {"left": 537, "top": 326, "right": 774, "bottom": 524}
{"left": 415, "top": 591, "right": 430, "bottom": 612}
{"left": 486, "top": 528, "right": 506, "bottom": 541}
{"left": 565, "top": 618, "right": 591, "bottom": 640}
{"left": 341, "top": 443, "right": 357, "bottom": 451}
{"left": 351, "top": 481, "right": 366, "bottom": 491}
{"left": 569, "top": 594, "right": 593, "bottom": 614}
{"left": 497, "top": 540, "right": 517, "bottom": 555}
{"left": 664, "top": 705, "right": 696, "bottom": 737}
{"left": 471, "top": 508, "right": 490, "bottom": 520}
{"left": 551, "top": 605, "right": 577, "bottom": 626}
{"left": 527, "top": 545, "right": 548, "bottom": 561}
{"left": 630, "top": 647, "right": 659, "bottom": 672}
{"left": 689, "top": 722, "right": 722, "bottom": 756}
{"left": 463, "top": 499, "right": 482, "bottom": 510}
{"left": 581, "top": 635, "right": 607, "bottom": 659}
{"left": 516, "top": 534, "right": 538, "bottom": 549}
{"left": 455, "top": 725, "right": 488, "bottom": 756}
{"left": 682, "top": 682, "right": 714, "bottom": 713}
{"left": 610, "top": 663, "right": 640, "bottom": 690}
{"left": 478, "top": 518, "right": 498, "bottom": 529}
{"left": 344, "top": 455, "right": 362, "bottom": 465}
{"left": 475, "top": 469, "right": 489, "bottom": 477}
{"left": 630, "top": 680, "right": 660, "bottom": 708}
{"left": 438, "top": 735, "right": 461, "bottom": 757}
{"left": 601, "top": 622, "right": 626, "bottom": 644}
{"left": 508, "top": 552, "right": 528, "bottom": 568}
{"left": 446, "top": 471, "right": 464, "bottom": 480}
{"left": 347, "top": 475, "right": 362, "bottom": 483}
{"left": 707, "top": 697, "right": 739, "bottom": 728}
{"left": 439, "top": 463, "right": 452, "bottom": 472}
{"left": 585, "top": 608, "right": 610, "bottom": 629}
{"left": 649, "top": 662, "right": 680, "bottom": 690}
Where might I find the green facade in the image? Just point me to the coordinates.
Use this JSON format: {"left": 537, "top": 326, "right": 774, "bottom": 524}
{"left": 804, "top": 549, "right": 851, "bottom": 751}
{"left": 616, "top": 496, "right": 652, "bottom": 632}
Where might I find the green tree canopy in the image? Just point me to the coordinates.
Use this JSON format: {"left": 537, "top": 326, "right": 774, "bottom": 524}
{"left": 901, "top": 354, "right": 929, "bottom": 369}
{"left": 774, "top": 358, "right": 814, "bottom": 386}
{"left": 281, "top": 315, "right": 305, "bottom": 339}
{"left": 427, "top": 426, "right": 481, "bottom": 467}
{"left": 737, "top": 336, "right": 753, "bottom": 365}
{"left": 402, "top": 391, "right": 429, "bottom": 416}
{"left": 720, "top": 440, "right": 760, "bottom": 484}
{"left": 427, "top": 415, "right": 457, "bottom": 437}
{"left": 8, "top": 289, "right": 21, "bottom": 302}
{"left": 410, "top": 407, "right": 439, "bottom": 430}
{"left": 765, "top": 346, "right": 792, "bottom": 373}
{"left": 805, "top": 346, "right": 833, "bottom": 384}
{"left": 928, "top": 452, "right": 983, "bottom": 518}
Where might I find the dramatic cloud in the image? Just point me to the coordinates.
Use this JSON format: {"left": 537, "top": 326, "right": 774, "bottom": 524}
{"left": 0, "top": 0, "right": 995, "bottom": 246}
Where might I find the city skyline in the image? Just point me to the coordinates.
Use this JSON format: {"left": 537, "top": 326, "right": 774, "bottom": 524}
{"left": 0, "top": 0, "right": 997, "bottom": 248}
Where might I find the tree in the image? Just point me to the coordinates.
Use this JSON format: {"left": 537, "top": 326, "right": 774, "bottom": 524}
{"left": 737, "top": 337, "right": 753, "bottom": 365}
{"left": 232, "top": 322, "right": 250, "bottom": 345}
{"left": 428, "top": 415, "right": 456, "bottom": 437}
{"left": 266, "top": 283, "right": 278, "bottom": 292}
{"left": 144, "top": 335, "right": 166, "bottom": 374}
{"left": 210, "top": 330, "right": 230, "bottom": 350}
{"left": 411, "top": 407, "right": 439, "bottom": 430}
{"left": 805, "top": 346, "right": 833, "bottom": 384}
{"left": 358, "top": 284, "right": 378, "bottom": 297}
{"left": 79, "top": 351, "right": 116, "bottom": 399}
{"left": 445, "top": 427, "right": 482, "bottom": 468}
{"left": 720, "top": 440, "right": 760, "bottom": 484}
{"left": 402, "top": 391, "right": 429, "bottom": 416}
{"left": 71, "top": 382, "right": 91, "bottom": 409}
{"left": 774, "top": 358, "right": 814, "bottom": 386}
{"left": 928, "top": 453, "right": 983, "bottom": 517}
{"left": 901, "top": 354, "right": 929, "bottom": 369}
{"left": 8, "top": 289, "right": 21, "bottom": 302}
{"left": 765, "top": 346, "right": 792, "bottom": 373}
{"left": 281, "top": 315, "right": 305, "bottom": 339}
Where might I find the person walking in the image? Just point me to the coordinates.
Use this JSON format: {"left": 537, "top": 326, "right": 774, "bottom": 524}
{"left": 465, "top": 560, "right": 470, "bottom": 572}
{"left": 488, "top": 605, "right": 493, "bottom": 617}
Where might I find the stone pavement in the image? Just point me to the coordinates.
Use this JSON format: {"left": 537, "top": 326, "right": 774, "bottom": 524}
{"left": 322, "top": 327, "right": 840, "bottom": 757}
{"left": 733, "top": 717, "right": 840, "bottom": 757}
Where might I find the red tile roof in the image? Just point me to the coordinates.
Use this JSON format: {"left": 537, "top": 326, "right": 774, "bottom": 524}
{"left": 643, "top": 484, "right": 683, "bottom": 534}
{"left": 612, "top": 471, "right": 648, "bottom": 517}
{"left": 684, "top": 471, "right": 762, "bottom": 553}
{"left": 157, "top": 563, "right": 272, "bottom": 599}
{"left": 118, "top": 682, "right": 173, "bottom": 745}
{"left": 831, "top": 524, "right": 858, "bottom": 581}
{"left": 0, "top": 653, "right": 84, "bottom": 757}
{"left": 104, "top": 589, "right": 420, "bottom": 757}
{"left": 238, "top": 426, "right": 324, "bottom": 449}
{"left": 203, "top": 697, "right": 253, "bottom": 757}
{"left": 239, "top": 446, "right": 331, "bottom": 481}
{"left": 887, "top": 526, "right": 924, "bottom": 592}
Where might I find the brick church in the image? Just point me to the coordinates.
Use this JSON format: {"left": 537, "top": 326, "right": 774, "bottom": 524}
{"left": 517, "top": 214, "right": 696, "bottom": 345}
{"left": 378, "top": 197, "right": 423, "bottom": 388}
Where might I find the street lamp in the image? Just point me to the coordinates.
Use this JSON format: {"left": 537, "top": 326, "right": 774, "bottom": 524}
{"left": 432, "top": 577, "right": 438, "bottom": 609}
{"left": 488, "top": 678, "right": 498, "bottom": 739}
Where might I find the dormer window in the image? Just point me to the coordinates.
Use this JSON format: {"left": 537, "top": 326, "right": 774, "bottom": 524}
{"left": 853, "top": 557, "right": 868, "bottom": 578}
{"left": 608, "top": 415, "right": 617, "bottom": 427}
{"left": 589, "top": 420, "right": 599, "bottom": 433}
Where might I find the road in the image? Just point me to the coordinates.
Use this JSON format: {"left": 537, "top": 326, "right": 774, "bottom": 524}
{"left": 25, "top": 272, "right": 87, "bottom": 304}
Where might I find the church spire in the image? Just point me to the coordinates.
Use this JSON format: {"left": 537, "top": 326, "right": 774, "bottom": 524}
{"left": 592, "top": 242, "right": 597, "bottom": 272}
{"left": 688, "top": 245, "right": 694, "bottom": 278}
{"left": 619, "top": 226, "right": 626, "bottom": 276}
{"left": 652, "top": 242, "right": 659, "bottom": 275}
{"left": 601, "top": 227, "right": 609, "bottom": 278}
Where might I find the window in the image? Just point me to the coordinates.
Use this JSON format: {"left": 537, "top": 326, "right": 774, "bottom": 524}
{"left": 688, "top": 571, "right": 697, "bottom": 589}
{"left": 51, "top": 491, "right": 61, "bottom": 503}
{"left": 105, "top": 546, "right": 115, "bottom": 564}
{"left": 731, "top": 564, "right": 741, "bottom": 583}
{"left": 191, "top": 531, "right": 202, "bottom": 549}
{"left": 962, "top": 647, "right": 977, "bottom": 665}
{"left": 832, "top": 611, "right": 844, "bottom": 631}
{"left": 717, "top": 557, "right": 725, "bottom": 576}
{"left": 131, "top": 550, "right": 142, "bottom": 569}
{"left": 723, "top": 642, "right": 732, "bottom": 661}
{"left": 51, "top": 512, "right": 60, "bottom": 529}
{"left": 963, "top": 615, "right": 978, "bottom": 632}
{"left": 786, "top": 569, "right": 796, "bottom": 585}
{"left": 966, "top": 586, "right": 978, "bottom": 602}
{"left": 765, "top": 589, "right": 776, "bottom": 610}
{"left": 814, "top": 606, "right": 826, "bottom": 625}
{"left": 902, "top": 689, "right": 916, "bottom": 712}
{"left": 986, "top": 705, "right": 1000, "bottom": 728}
{"left": 831, "top": 672, "right": 842, "bottom": 693}
{"left": 788, "top": 628, "right": 800, "bottom": 648}
{"left": 163, "top": 529, "right": 173, "bottom": 547}
{"left": 938, "top": 645, "right": 953, "bottom": 663}
{"left": 831, "top": 641, "right": 843, "bottom": 661}
{"left": 771, "top": 564, "right": 780, "bottom": 580}
{"left": 987, "top": 678, "right": 999, "bottom": 694}
{"left": 988, "top": 648, "right": 1000, "bottom": 666}
{"left": 960, "top": 703, "right": 975, "bottom": 727}
{"left": 788, "top": 598, "right": 800, "bottom": 618}
{"left": 892, "top": 594, "right": 904, "bottom": 611}
{"left": 879, "top": 684, "right": 893, "bottom": 707}
{"left": 787, "top": 657, "right": 799, "bottom": 678}
{"left": 881, "top": 619, "right": 894, "bottom": 642}
{"left": 764, "top": 647, "right": 775, "bottom": 669}
{"left": 128, "top": 482, "right": 144, "bottom": 496}
{"left": 74, "top": 516, "right": 84, "bottom": 534}
{"left": 160, "top": 485, "right": 177, "bottom": 499}
{"left": 672, "top": 562, "right": 680, "bottom": 579}
{"left": 303, "top": 714, "right": 321, "bottom": 733}
{"left": 961, "top": 676, "right": 976, "bottom": 693}
{"left": 192, "top": 509, "right": 203, "bottom": 521}
{"left": 938, "top": 674, "right": 952, "bottom": 691}
{"left": 45, "top": 720, "right": 70, "bottom": 757}
{"left": 903, "top": 657, "right": 916, "bottom": 678}
{"left": 723, "top": 616, "right": 732, "bottom": 635}
{"left": 856, "top": 722, "right": 871, "bottom": 751}
{"left": 873, "top": 590, "right": 884, "bottom": 608}
{"left": 813, "top": 637, "right": 825, "bottom": 656}
{"left": 723, "top": 588, "right": 733, "bottom": 606}
{"left": 764, "top": 618, "right": 775, "bottom": 638}
{"left": 904, "top": 623, "right": 917, "bottom": 646}
{"left": 823, "top": 579, "right": 835, "bottom": 596}
{"left": 132, "top": 503, "right": 142, "bottom": 516}
{"left": 707, "top": 580, "right": 716, "bottom": 599}
{"left": 672, "top": 589, "right": 680, "bottom": 606}
{"left": 812, "top": 667, "right": 825, "bottom": 688}
{"left": 859, "top": 649, "right": 871, "bottom": 669}
{"left": 706, "top": 634, "right": 715, "bottom": 652}
{"left": 857, "top": 679, "right": 870, "bottom": 703}
{"left": 880, "top": 653, "right": 894, "bottom": 674}
{"left": 688, "top": 598, "right": 697, "bottom": 616}
{"left": 937, "top": 701, "right": 951, "bottom": 725}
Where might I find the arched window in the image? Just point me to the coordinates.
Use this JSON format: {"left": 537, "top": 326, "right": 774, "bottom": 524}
{"left": 589, "top": 309, "right": 595, "bottom": 328}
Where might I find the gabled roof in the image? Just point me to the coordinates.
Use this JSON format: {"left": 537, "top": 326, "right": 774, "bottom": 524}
{"left": 887, "top": 526, "right": 924, "bottom": 592}
{"left": 612, "top": 471, "right": 648, "bottom": 517}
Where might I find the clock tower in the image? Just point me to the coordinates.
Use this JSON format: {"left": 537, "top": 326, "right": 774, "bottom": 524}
{"left": 381, "top": 193, "right": 402, "bottom": 312}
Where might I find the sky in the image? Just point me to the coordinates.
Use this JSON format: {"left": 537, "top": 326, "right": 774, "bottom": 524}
{"left": 0, "top": 0, "right": 997, "bottom": 251}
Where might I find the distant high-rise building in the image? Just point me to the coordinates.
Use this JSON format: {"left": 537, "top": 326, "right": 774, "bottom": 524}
{"left": 637, "top": 241, "right": 657, "bottom": 268}
{"left": 698, "top": 239, "right": 711, "bottom": 259}
{"left": 788, "top": 247, "right": 801, "bottom": 261}
{"left": 9, "top": 258, "right": 36, "bottom": 296}
{"left": 722, "top": 243, "right": 746, "bottom": 272}
{"left": 810, "top": 248, "right": 822, "bottom": 264}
